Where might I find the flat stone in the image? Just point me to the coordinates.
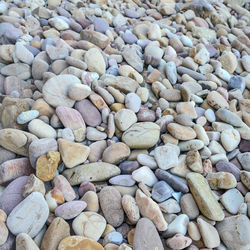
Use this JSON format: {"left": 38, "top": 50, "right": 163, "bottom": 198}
{"left": 135, "top": 189, "right": 168, "bottom": 231}
{"left": 0, "top": 176, "right": 28, "bottom": 215}
{"left": 80, "top": 30, "right": 110, "bottom": 49}
{"left": 114, "top": 109, "right": 137, "bottom": 131}
{"left": 216, "top": 161, "right": 241, "bottom": 181}
{"left": 72, "top": 212, "right": 106, "bottom": 241}
{"left": 132, "top": 166, "right": 158, "bottom": 187}
{"left": 99, "top": 186, "right": 124, "bottom": 227}
{"left": 15, "top": 42, "right": 34, "bottom": 65}
{"left": 216, "top": 215, "right": 250, "bottom": 250}
{"left": 58, "top": 139, "right": 90, "bottom": 168}
{"left": 55, "top": 201, "right": 87, "bottom": 220}
{"left": 63, "top": 162, "right": 121, "bottom": 185}
{"left": 122, "top": 46, "right": 143, "bottom": 73}
{"left": 93, "top": 17, "right": 109, "bottom": 33}
{"left": 42, "top": 74, "right": 80, "bottom": 108}
{"left": 125, "top": 93, "right": 141, "bottom": 113}
{"left": 75, "top": 99, "right": 102, "bottom": 127}
{"left": 28, "top": 119, "right": 56, "bottom": 138}
{"left": 221, "top": 128, "right": 240, "bottom": 152}
{"left": 164, "top": 214, "right": 189, "bottom": 237}
{"left": 186, "top": 173, "right": 224, "bottom": 221}
{"left": 122, "top": 122, "right": 160, "bottom": 149}
{"left": 1, "top": 63, "right": 31, "bottom": 80}
{"left": 23, "top": 174, "right": 46, "bottom": 197}
{"left": 152, "top": 181, "right": 174, "bottom": 202}
{"left": 40, "top": 217, "right": 70, "bottom": 250}
{"left": 180, "top": 193, "right": 199, "bottom": 220}
{"left": 0, "top": 158, "right": 33, "bottom": 184}
{"left": 179, "top": 140, "right": 204, "bottom": 151}
{"left": 133, "top": 218, "right": 164, "bottom": 250}
{"left": 206, "top": 172, "right": 237, "bottom": 190}
{"left": 7, "top": 192, "right": 49, "bottom": 238}
{"left": 166, "top": 234, "right": 192, "bottom": 249}
{"left": 85, "top": 48, "right": 106, "bottom": 75}
{"left": 122, "top": 195, "right": 140, "bottom": 224}
{"left": 192, "top": 26, "right": 216, "bottom": 41}
{"left": 206, "top": 91, "right": 229, "bottom": 110}
{"left": 102, "top": 142, "right": 130, "bottom": 164}
{"left": 220, "top": 188, "right": 244, "bottom": 214}
{"left": 197, "top": 218, "right": 220, "bottom": 248}
{"left": 215, "top": 108, "right": 244, "bottom": 127}
{"left": 154, "top": 145, "right": 178, "bottom": 170}
{"left": 167, "top": 123, "right": 196, "bottom": 140}
{"left": 109, "top": 175, "right": 135, "bottom": 187}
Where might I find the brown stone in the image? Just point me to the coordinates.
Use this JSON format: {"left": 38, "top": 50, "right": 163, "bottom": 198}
{"left": 36, "top": 151, "right": 60, "bottom": 181}
{"left": 80, "top": 30, "right": 110, "bottom": 49}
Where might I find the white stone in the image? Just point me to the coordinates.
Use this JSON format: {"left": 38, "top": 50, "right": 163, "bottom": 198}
{"left": 165, "top": 214, "right": 189, "bottom": 236}
{"left": 28, "top": 119, "right": 56, "bottom": 138}
{"left": 132, "top": 166, "right": 158, "bottom": 187}
{"left": 221, "top": 129, "right": 240, "bottom": 152}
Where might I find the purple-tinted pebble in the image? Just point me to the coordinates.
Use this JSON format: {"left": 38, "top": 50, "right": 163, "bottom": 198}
{"left": 25, "top": 45, "right": 40, "bottom": 56}
{"left": 93, "top": 18, "right": 109, "bottom": 33}
{"left": 0, "top": 176, "right": 28, "bottom": 215}
{"left": 239, "top": 139, "right": 250, "bottom": 152}
{"left": 109, "top": 175, "right": 136, "bottom": 187}
{"left": 119, "top": 161, "right": 140, "bottom": 174}
{"left": 78, "top": 181, "right": 96, "bottom": 198}
{"left": 122, "top": 31, "right": 138, "bottom": 44}
{"left": 152, "top": 181, "right": 174, "bottom": 202}
{"left": 216, "top": 161, "right": 241, "bottom": 181}
{"left": 124, "top": 9, "right": 140, "bottom": 18}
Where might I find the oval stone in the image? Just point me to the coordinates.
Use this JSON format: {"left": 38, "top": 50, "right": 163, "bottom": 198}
{"left": 7, "top": 192, "right": 49, "bottom": 237}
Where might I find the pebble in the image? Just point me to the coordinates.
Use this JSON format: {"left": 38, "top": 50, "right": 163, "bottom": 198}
{"left": 221, "top": 128, "right": 241, "bottom": 152}
{"left": 122, "top": 122, "right": 160, "bottom": 149}
{"left": 93, "top": 18, "right": 109, "bottom": 33}
{"left": 206, "top": 172, "right": 237, "bottom": 190}
{"left": 132, "top": 166, "right": 158, "bottom": 187}
{"left": 103, "top": 231, "right": 123, "bottom": 246}
{"left": 167, "top": 123, "right": 196, "bottom": 140}
{"left": 7, "top": 192, "right": 49, "bottom": 237}
{"left": 109, "top": 175, "right": 135, "bottom": 187}
{"left": 166, "top": 234, "right": 192, "bottom": 249}
{"left": 16, "top": 233, "right": 39, "bottom": 250}
{"left": 114, "top": 109, "right": 137, "bottom": 131}
{"left": 72, "top": 212, "right": 106, "bottom": 241}
{"left": 85, "top": 48, "right": 106, "bottom": 75}
{"left": 216, "top": 161, "right": 241, "bottom": 181}
{"left": 197, "top": 218, "right": 220, "bottom": 248}
{"left": 216, "top": 215, "right": 250, "bottom": 250}
{"left": 133, "top": 218, "right": 164, "bottom": 250}
{"left": 152, "top": 181, "right": 174, "bottom": 202}
{"left": 99, "top": 186, "right": 124, "bottom": 227}
{"left": 220, "top": 188, "right": 244, "bottom": 214}
{"left": 40, "top": 217, "right": 70, "bottom": 250}
{"left": 28, "top": 119, "right": 56, "bottom": 138}
{"left": 159, "top": 198, "right": 181, "bottom": 214}
{"left": 122, "top": 195, "right": 140, "bottom": 224}
{"left": 186, "top": 173, "right": 224, "bottom": 221}
{"left": 180, "top": 193, "right": 199, "bottom": 220}
{"left": 164, "top": 214, "right": 189, "bottom": 237}
{"left": 237, "top": 152, "right": 250, "bottom": 171}
{"left": 125, "top": 93, "right": 141, "bottom": 113}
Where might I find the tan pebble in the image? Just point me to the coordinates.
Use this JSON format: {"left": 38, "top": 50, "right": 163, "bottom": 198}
{"left": 206, "top": 172, "right": 237, "bottom": 190}
{"left": 166, "top": 233, "right": 192, "bottom": 249}
{"left": 81, "top": 191, "right": 99, "bottom": 212}
{"left": 122, "top": 195, "right": 140, "bottom": 224}
{"left": 188, "top": 222, "right": 201, "bottom": 241}
{"left": 167, "top": 123, "right": 196, "bottom": 140}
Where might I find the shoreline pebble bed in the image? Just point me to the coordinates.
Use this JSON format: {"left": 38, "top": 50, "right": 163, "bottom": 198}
{"left": 0, "top": 0, "right": 250, "bottom": 249}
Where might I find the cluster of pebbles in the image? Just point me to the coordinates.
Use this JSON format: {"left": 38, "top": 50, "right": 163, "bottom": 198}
{"left": 0, "top": 0, "right": 250, "bottom": 249}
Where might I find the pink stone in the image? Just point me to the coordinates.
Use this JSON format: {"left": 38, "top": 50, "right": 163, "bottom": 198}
{"left": 55, "top": 200, "right": 87, "bottom": 220}
{"left": 0, "top": 158, "right": 33, "bottom": 184}
{"left": 78, "top": 181, "right": 96, "bottom": 198}
{"left": 52, "top": 175, "right": 76, "bottom": 201}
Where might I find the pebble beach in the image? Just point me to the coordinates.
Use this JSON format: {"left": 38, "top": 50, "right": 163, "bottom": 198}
{"left": 0, "top": 0, "right": 250, "bottom": 249}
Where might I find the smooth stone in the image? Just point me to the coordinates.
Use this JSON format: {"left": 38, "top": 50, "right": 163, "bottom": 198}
{"left": 58, "top": 236, "right": 104, "bottom": 250}
{"left": 221, "top": 128, "right": 240, "bottom": 152}
{"left": 122, "top": 47, "right": 143, "bottom": 73}
{"left": 75, "top": 99, "right": 102, "bottom": 127}
{"left": 122, "top": 195, "right": 140, "bottom": 224}
{"left": 0, "top": 128, "right": 38, "bottom": 156}
{"left": 206, "top": 172, "right": 237, "bottom": 190}
{"left": 0, "top": 146, "right": 16, "bottom": 165}
{"left": 17, "top": 110, "right": 39, "bottom": 124}
{"left": 42, "top": 74, "right": 80, "bottom": 108}
{"left": 155, "top": 169, "right": 189, "bottom": 193}
{"left": 206, "top": 91, "right": 229, "bottom": 110}
{"left": 164, "top": 214, "right": 189, "bottom": 237}
{"left": 237, "top": 152, "right": 250, "bottom": 171}
{"left": 63, "top": 162, "right": 121, "bottom": 185}
{"left": 151, "top": 181, "right": 174, "bottom": 202}
{"left": 0, "top": 176, "right": 28, "bottom": 215}
{"left": 167, "top": 123, "right": 196, "bottom": 140}
{"left": 133, "top": 218, "right": 164, "bottom": 250}
{"left": 165, "top": 61, "right": 177, "bottom": 84}
{"left": 220, "top": 188, "right": 244, "bottom": 214}
{"left": 102, "top": 142, "right": 130, "bottom": 164}
{"left": 52, "top": 175, "right": 76, "bottom": 202}
{"left": 178, "top": 140, "right": 204, "bottom": 151}
{"left": 109, "top": 175, "right": 135, "bottom": 187}
{"left": 72, "top": 212, "right": 106, "bottom": 241}
{"left": 58, "top": 139, "right": 90, "bottom": 168}
{"left": 125, "top": 93, "right": 141, "bottom": 113}
{"left": 55, "top": 200, "right": 87, "bottom": 220}
{"left": 216, "top": 215, "right": 250, "bottom": 250}
{"left": 28, "top": 119, "right": 56, "bottom": 138}
{"left": 88, "top": 140, "right": 107, "bottom": 163}
{"left": 186, "top": 173, "right": 224, "bottom": 221}
{"left": 205, "top": 109, "right": 216, "bottom": 123}
{"left": 85, "top": 48, "right": 105, "bottom": 75}
{"left": 40, "top": 217, "right": 70, "bottom": 250}
{"left": 135, "top": 189, "right": 168, "bottom": 231}
{"left": 159, "top": 198, "right": 181, "bottom": 214}
{"left": 137, "top": 154, "right": 157, "bottom": 169}
{"left": 186, "top": 150, "right": 203, "bottom": 173}
{"left": 154, "top": 145, "right": 178, "bottom": 170}
{"left": 16, "top": 233, "right": 39, "bottom": 250}
{"left": 180, "top": 193, "right": 199, "bottom": 220}
{"left": 132, "top": 166, "right": 158, "bottom": 187}
{"left": 197, "top": 218, "right": 220, "bottom": 248}
{"left": 81, "top": 191, "right": 99, "bottom": 212}
{"left": 119, "top": 161, "right": 140, "bottom": 174}
{"left": 23, "top": 174, "right": 45, "bottom": 198}
{"left": 68, "top": 84, "right": 91, "bottom": 101}
{"left": 99, "top": 186, "right": 124, "bottom": 227}
{"left": 7, "top": 192, "right": 49, "bottom": 237}
{"left": 103, "top": 232, "right": 123, "bottom": 246}
{"left": 229, "top": 76, "right": 245, "bottom": 93}
{"left": 166, "top": 234, "right": 192, "bottom": 250}
{"left": 216, "top": 161, "right": 240, "bottom": 181}
{"left": 93, "top": 18, "right": 109, "bottom": 33}
{"left": 29, "top": 138, "right": 58, "bottom": 168}
{"left": 15, "top": 42, "right": 34, "bottom": 65}
{"left": 114, "top": 109, "right": 137, "bottom": 131}
{"left": 216, "top": 108, "right": 244, "bottom": 127}
{"left": 1, "top": 63, "right": 30, "bottom": 80}
{"left": 122, "top": 122, "right": 160, "bottom": 149}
